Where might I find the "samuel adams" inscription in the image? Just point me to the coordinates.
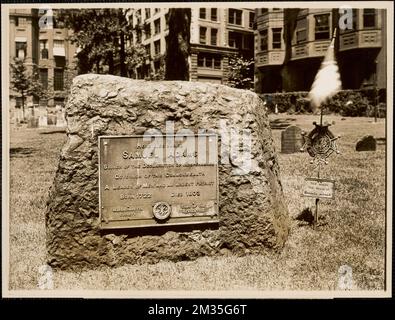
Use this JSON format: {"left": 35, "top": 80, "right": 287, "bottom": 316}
{"left": 98, "top": 134, "right": 219, "bottom": 229}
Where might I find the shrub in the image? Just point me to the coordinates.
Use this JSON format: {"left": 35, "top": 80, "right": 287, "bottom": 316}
{"left": 258, "top": 88, "right": 386, "bottom": 117}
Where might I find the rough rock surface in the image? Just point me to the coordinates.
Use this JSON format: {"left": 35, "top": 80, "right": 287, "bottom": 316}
{"left": 46, "top": 74, "right": 290, "bottom": 269}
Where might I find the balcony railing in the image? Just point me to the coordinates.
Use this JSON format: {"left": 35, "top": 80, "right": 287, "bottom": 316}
{"left": 339, "top": 29, "right": 382, "bottom": 51}
{"left": 256, "top": 50, "right": 285, "bottom": 67}
{"left": 291, "top": 40, "right": 330, "bottom": 60}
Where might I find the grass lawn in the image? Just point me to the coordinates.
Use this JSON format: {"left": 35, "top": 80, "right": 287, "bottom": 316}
{"left": 7, "top": 114, "right": 387, "bottom": 292}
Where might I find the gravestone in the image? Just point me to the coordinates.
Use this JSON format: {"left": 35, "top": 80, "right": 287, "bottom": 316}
{"left": 281, "top": 125, "right": 303, "bottom": 153}
{"left": 356, "top": 135, "right": 376, "bottom": 151}
{"left": 47, "top": 114, "right": 57, "bottom": 126}
{"left": 27, "top": 116, "right": 38, "bottom": 128}
{"left": 46, "top": 74, "right": 290, "bottom": 269}
{"left": 39, "top": 115, "right": 48, "bottom": 127}
{"left": 56, "top": 111, "right": 67, "bottom": 127}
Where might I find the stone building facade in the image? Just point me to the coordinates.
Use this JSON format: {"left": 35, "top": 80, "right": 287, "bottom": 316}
{"left": 255, "top": 8, "right": 386, "bottom": 93}
{"left": 128, "top": 7, "right": 255, "bottom": 84}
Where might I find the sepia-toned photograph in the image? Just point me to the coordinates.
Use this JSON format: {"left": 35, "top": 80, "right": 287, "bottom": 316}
{"left": 1, "top": 1, "right": 392, "bottom": 300}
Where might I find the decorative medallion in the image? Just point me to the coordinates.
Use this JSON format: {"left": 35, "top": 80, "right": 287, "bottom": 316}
{"left": 152, "top": 202, "right": 172, "bottom": 221}
{"left": 301, "top": 121, "right": 340, "bottom": 167}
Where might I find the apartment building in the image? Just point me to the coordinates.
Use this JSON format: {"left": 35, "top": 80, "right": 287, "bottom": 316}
{"left": 128, "top": 7, "right": 255, "bottom": 84}
{"left": 255, "top": 8, "right": 386, "bottom": 93}
{"left": 9, "top": 9, "right": 76, "bottom": 123}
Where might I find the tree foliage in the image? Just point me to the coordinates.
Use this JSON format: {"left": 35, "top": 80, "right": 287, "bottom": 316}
{"left": 227, "top": 55, "right": 254, "bottom": 90}
{"left": 10, "top": 57, "right": 45, "bottom": 120}
{"left": 57, "top": 9, "right": 134, "bottom": 76}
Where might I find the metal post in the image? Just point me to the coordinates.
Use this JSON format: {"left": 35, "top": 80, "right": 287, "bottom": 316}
{"left": 374, "top": 60, "right": 378, "bottom": 122}
{"left": 314, "top": 161, "right": 321, "bottom": 229}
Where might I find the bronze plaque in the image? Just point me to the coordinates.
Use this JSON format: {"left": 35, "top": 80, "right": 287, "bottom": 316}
{"left": 99, "top": 134, "right": 219, "bottom": 229}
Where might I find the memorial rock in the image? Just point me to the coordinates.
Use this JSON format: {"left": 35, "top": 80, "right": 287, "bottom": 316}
{"left": 46, "top": 74, "right": 290, "bottom": 269}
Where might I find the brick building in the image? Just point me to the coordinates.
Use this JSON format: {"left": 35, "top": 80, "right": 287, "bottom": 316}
{"left": 9, "top": 9, "right": 76, "bottom": 123}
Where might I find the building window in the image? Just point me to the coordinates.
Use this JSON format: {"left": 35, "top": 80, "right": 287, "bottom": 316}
{"left": 197, "top": 53, "right": 221, "bottom": 69}
{"left": 228, "top": 31, "right": 242, "bottom": 49}
{"left": 53, "top": 40, "right": 64, "bottom": 49}
{"left": 154, "top": 8, "right": 160, "bottom": 14}
{"left": 296, "top": 29, "right": 307, "bottom": 44}
{"left": 154, "top": 60, "right": 160, "bottom": 72}
{"left": 54, "top": 98, "right": 65, "bottom": 108}
{"left": 199, "top": 27, "right": 207, "bottom": 44}
{"left": 296, "top": 17, "right": 307, "bottom": 43}
{"left": 55, "top": 56, "right": 65, "bottom": 67}
{"left": 211, "top": 8, "right": 217, "bottom": 21}
{"left": 244, "top": 34, "right": 254, "bottom": 50}
{"left": 40, "top": 40, "right": 48, "bottom": 59}
{"left": 154, "top": 18, "right": 161, "bottom": 34}
{"left": 249, "top": 12, "right": 255, "bottom": 28}
{"left": 15, "top": 97, "right": 23, "bottom": 107}
{"left": 145, "top": 44, "right": 150, "bottom": 56}
{"left": 136, "top": 29, "right": 142, "bottom": 42}
{"left": 54, "top": 69, "right": 64, "bottom": 91}
{"left": 145, "top": 8, "right": 151, "bottom": 19}
{"left": 165, "top": 13, "right": 169, "bottom": 29}
{"left": 18, "top": 17, "right": 27, "bottom": 26}
{"left": 154, "top": 40, "right": 160, "bottom": 55}
{"left": 228, "top": 9, "right": 242, "bottom": 25}
{"left": 314, "top": 14, "right": 330, "bottom": 40}
{"left": 210, "top": 28, "right": 218, "bottom": 46}
{"left": 272, "top": 28, "right": 282, "bottom": 49}
{"left": 15, "top": 42, "right": 26, "bottom": 59}
{"left": 273, "top": 8, "right": 281, "bottom": 11}
{"left": 135, "top": 9, "right": 141, "bottom": 25}
{"left": 40, "top": 69, "right": 48, "bottom": 89}
{"left": 200, "top": 8, "right": 206, "bottom": 19}
{"left": 363, "top": 9, "right": 376, "bottom": 28}
{"left": 352, "top": 9, "right": 358, "bottom": 30}
{"left": 39, "top": 99, "right": 47, "bottom": 107}
{"left": 260, "top": 9, "right": 268, "bottom": 14}
{"left": 144, "top": 23, "right": 151, "bottom": 39}
{"left": 260, "top": 29, "right": 268, "bottom": 51}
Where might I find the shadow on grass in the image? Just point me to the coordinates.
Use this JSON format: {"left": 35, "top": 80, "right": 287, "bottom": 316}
{"left": 270, "top": 118, "right": 297, "bottom": 130}
{"left": 10, "top": 147, "right": 36, "bottom": 158}
{"left": 39, "top": 129, "right": 67, "bottom": 135}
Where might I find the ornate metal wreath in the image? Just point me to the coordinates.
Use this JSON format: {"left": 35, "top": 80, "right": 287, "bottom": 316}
{"left": 300, "top": 121, "right": 340, "bottom": 167}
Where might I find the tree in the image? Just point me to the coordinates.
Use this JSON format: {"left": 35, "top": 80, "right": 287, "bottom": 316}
{"left": 58, "top": 9, "right": 132, "bottom": 76}
{"left": 165, "top": 8, "right": 191, "bottom": 80}
{"left": 227, "top": 55, "right": 254, "bottom": 90}
{"left": 10, "top": 57, "right": 44, "bottom": 121}
{"left": 125, "top": 43, "right": 148, "bottom": 78}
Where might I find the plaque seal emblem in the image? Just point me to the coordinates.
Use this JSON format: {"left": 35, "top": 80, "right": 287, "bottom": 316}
{"left": 152, "top": 202, "right": 172, "bottom": 221}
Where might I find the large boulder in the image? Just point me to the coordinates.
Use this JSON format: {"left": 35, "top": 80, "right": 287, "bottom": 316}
{"left": 46, "top": 74, "right": 290, "bottom": 269}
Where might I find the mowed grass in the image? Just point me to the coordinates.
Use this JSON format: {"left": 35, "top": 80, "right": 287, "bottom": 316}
{"left": 7, "top": 115, "right": 387, "bottom": 292}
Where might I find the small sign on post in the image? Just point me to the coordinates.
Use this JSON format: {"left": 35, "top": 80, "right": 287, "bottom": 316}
{"left": 303, "top": 178, "right": 335, "bottom": 199}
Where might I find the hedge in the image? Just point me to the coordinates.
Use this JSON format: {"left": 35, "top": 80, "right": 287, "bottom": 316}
{"left": 258, "top": 88, "right": 386, "bottom": 117}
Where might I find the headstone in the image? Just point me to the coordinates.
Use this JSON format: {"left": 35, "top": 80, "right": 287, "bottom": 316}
{"left": 356, "top": 135, "right": 376, "bottom": 151}
{"left": 39, "top": 115, "right": 48, "bottom": 127}
{"left": 47, "top": 114, "right": 57, "bottom": 126}
{"left": 281, "top": 125, "right": 303, "bottom": 153}
{"left": 27, "top": 116, "right": 38, "bottom": 128}
{"left": 56, "top": 111, "right": 67, "bottom": 127}
{"left": 46, "top": 74, "right": 290, "bottom": 269}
